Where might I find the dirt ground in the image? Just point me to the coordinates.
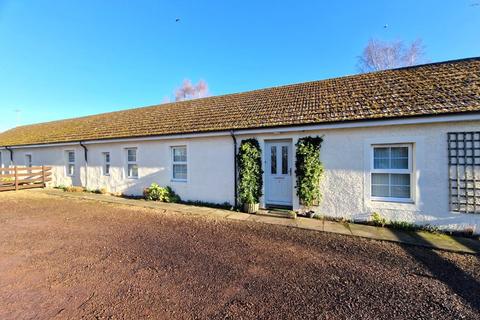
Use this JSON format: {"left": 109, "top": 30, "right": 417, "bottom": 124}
{"left": 0, "top": 191, "right": 479, "bottom": 319}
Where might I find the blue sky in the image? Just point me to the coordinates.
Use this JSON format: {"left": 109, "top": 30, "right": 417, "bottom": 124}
{"left": 0, "top": 0, "right": 479, "bottom": 132}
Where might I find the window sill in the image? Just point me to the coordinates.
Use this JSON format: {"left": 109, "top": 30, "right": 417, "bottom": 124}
{"left": 371, "top": 197, "right": 414, "bottom": 204}
{"left": 127, "top": 176, "right": 139, "bottom": 180}
{"left": 171, "top": 179, "right": 187, "bottom": 183}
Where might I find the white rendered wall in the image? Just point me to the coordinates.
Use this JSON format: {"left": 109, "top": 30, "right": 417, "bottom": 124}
{"left": 8, "top": 136, "right": 235, "bottom": 205}
{"left": 4, "top": 119, "right": 480, "bottom": 233}
{"left": 239, "top": 120, "right": 480, "bottom": 234}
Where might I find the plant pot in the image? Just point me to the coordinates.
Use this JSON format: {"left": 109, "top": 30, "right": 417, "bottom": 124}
{"left": 243, "top": 203, "right": 259, "bottom": 214}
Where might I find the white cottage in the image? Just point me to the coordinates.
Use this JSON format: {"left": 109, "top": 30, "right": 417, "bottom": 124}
{"left": 1, "top": 58, "right": 480, "bottom": 233}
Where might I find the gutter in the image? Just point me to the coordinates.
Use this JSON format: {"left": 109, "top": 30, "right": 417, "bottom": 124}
{"left": 4, "top": 146, "right": 13, "bottom": 165}
{"left": 79, "top": 141, "right": 88, "bottom": 162}
{"left": 79, "top": 141, "right": 88, "bottom": 189}
{"left": 230, "top": 130, "right": 238, "bottom": 208}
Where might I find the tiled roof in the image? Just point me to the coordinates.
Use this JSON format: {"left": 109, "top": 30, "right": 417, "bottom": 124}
{"left": 1, "top": 57, "right": 479, "bottom": 147}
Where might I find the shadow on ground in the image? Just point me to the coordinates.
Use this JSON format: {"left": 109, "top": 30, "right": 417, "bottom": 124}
{"left": 391, "top": 230, "right": 480, "bottom": 313}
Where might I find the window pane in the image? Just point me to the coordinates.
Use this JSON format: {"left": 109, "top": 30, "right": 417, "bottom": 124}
{"left": 372, "top": 185, "right": 389, "bottom": 197}
{"left": 105, "top": 153, "right": 110, "bottom": 163}
{"left": 282, "top": 146, "right": 288, "bottom": 174}
{"left": 374, "top": 147, "right": 389, "bottom": 158}
{"left": 173, "top": 164, "right": 187, "bottom": 180}
{"left": 374, "top": 146, "right": 409, "bottom": 169}
{"left": 68, "top": 152, "right": 75, "bottom": 163}
{"left": 374, "top": 158, "right": 390, "bottom": 169}
{"left": 105, "top": 164, "right": 110, "bottom": 175}
{"left": 26, "top": 155, "right": 32, "bottom": 167}
{"left": 128, "top": 164, "right": 138, "bottom": 177}
{"left": 127, "top": 149, "right": 136, "bottom": 162}
{"left": 391, "top": 147, "right": 408, "bottom": 158}
{"left": 391, "top": 174, "right": 410, "bottom": 186}
{"left": 372, "top": 173, "right": 390, "bottom": 197}
{"left": 173, "top": 147, "right": 187, "bottom": 162}
{"left": 391, "top": 186, "right": 410, "bottom": 198}
{"left": 68, "top": 164, "right": 75, "bottom": 175}
{"left": 372, "top": 173, "right": 389, "bottom": 185}
{"left": 391, "top": 147, "right": 408, "bottom": 169}
{"left": 391, "top": 158, "right": 408, "bottom": 169}
{"left": 271, "top": 146, "right": 277, "bottom": 174}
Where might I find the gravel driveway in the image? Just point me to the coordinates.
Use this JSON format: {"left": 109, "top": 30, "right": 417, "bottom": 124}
{"left": 0, "top": 191, "right": 479, "bottom": 319}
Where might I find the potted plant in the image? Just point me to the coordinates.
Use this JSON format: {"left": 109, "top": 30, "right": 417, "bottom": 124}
{"left": 238, "top": 138, "right": 263, "bottom": 213}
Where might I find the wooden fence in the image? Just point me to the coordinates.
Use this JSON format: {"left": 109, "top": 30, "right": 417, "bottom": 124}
{"left": 0, "top": 166, "right": 52, "bottom": 192}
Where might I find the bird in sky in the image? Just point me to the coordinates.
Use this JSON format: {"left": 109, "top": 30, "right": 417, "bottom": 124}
{"left": 175, "top": 18, "right": 180, "bottom": 22}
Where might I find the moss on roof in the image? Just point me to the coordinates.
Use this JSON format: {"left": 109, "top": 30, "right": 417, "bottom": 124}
{"left": 1, "top": 57, "right": 479, "bottom": 147}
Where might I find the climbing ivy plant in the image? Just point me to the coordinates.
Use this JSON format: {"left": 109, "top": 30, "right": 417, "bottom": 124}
{"left": 295, "top": 136, "right": 324, "bottom": 207}
{"left": 238, "top": 138, "right": 263, "bottom": 204}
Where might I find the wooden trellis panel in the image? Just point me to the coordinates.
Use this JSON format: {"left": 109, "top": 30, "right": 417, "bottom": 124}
{"left": 448, "top": 132, "right": 480, "bottom": 213}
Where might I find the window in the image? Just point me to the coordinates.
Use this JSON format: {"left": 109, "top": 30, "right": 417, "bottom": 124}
{"left": 282, "top": 146, "right": 288, "bottom": 175}
{"left": 270, "top": 146, "right": 277, "bottom": 174}
{"left": 126, "top": 148, "right": 138, "bottom": 178}
{"left": 25, "top": 154, "right": 32, "bottom": 168}
{"left": 66, "top": 151, "right": 75, "bottom": 176}
{"left": 102, "top": 152, "right": 111, "bottom": 176}
{"left": 371, "top": 144, "right": 412, "bottom": 201}
{"left": 172, "top": 146, "right": 187, "bottom": 181}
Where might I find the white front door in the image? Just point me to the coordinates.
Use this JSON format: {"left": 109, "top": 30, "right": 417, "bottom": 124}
{"left": 265, "top": 141, "right": 292, "bottom": 206}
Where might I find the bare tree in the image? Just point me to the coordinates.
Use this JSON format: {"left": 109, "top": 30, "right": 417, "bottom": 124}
{"left": 174, "top": 79, "right": 209, "bottom": 101}
{"left": 357, "top": 39, "right": 425, "bottom": 73}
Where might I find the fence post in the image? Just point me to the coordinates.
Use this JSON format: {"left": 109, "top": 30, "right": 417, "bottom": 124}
{"left": 42, "top": 166, "right": 46, "bottom": 188}
{"left": 14, "top": 166, "right": 18, "bottom": 191}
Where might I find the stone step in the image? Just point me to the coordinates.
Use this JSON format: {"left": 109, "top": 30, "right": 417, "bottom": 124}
{"left": 257, "top": 209, "right": 292, "bottom": 219}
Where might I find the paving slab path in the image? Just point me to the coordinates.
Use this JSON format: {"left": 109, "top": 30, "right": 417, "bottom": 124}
{"left": 42, "top": 189, "right": 480, "bottom": 254}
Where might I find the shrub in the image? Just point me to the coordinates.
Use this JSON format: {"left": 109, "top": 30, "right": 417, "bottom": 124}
{"left": 287, "top": 211, "right": 297, "bottom": 219}
{"left": 390, "top": 220, "right": 416, "bottom": 231}
{"left": 371, "top": 212, "right": 387, "bottom": 227}
{"left": 421, "top": 224, "right": 440, "bottom": 233}
{"left": 143, "top": 183, "right": 181, "bottom": 203}
{"left": 64, "top": 186, "right": 84, "bottom": 193}
{"left": 295, "top": 136, "right": 324, "bottom": 207}
{"left": 94, "top": 188, "right": 108, "bottom": 194}
{"left": 312, "top": 212, "right": 324, "bottom": 220}
{"left": 237, "top": 139, "right": 263, "bottom": 205}
{"left": 180, "top": 200, "right": 232, "bottom": 210}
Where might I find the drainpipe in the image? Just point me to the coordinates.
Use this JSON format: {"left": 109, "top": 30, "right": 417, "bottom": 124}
{"left": 79, "top": 141, "right": 88, "bottom": 189}
{"left": 5, "top": 146, "right": 13, "bottom": 166}
{"left": 230, "top": 130, "right": 238, "bottom": 208}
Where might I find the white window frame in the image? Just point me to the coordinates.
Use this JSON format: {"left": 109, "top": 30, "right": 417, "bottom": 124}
{"left": 103, "top": 152, "right": 111, "bottom": 176}
{"left": 371, "top": 143, "right": 413, "bottom": 203}
{"left": 125, "top": 148, "right": 138, "bottom": 179}
{"left": 171, "top": 146, "right": 188, "bottom": 182}
{"left": 66, "top": 150, "right": 75, "bottom": 176}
